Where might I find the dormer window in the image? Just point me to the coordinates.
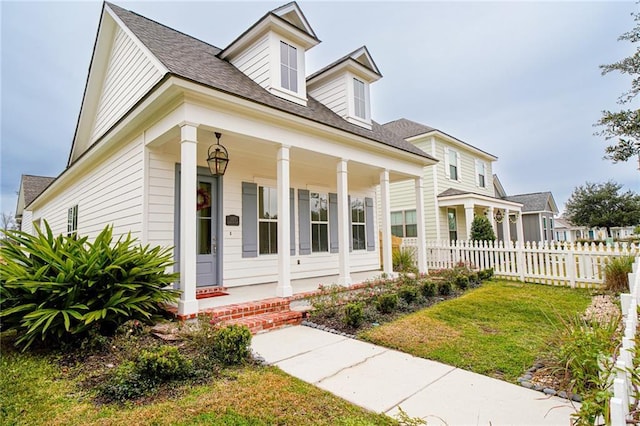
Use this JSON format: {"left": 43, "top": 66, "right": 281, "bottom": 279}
{"left": 280, "top": 41, "right": 298, "bottom": 92}
{"left": 353, "top": 78, "right": 366, "bottom": 119}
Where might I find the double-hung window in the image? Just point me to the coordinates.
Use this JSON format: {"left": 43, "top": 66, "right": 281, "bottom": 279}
{"left": 476, "top": 161, "right": 486, "bottom": 188}
{"left": 353, "top": 78, "right": 366, "bottom": 119}
{"left": 447, "top": 149, "right": 459, "bottom": 181}
{"left": 351, "top": 197, "right": 366, "bottom": 250}
{"left": 67, "top": 205, "right": 78, "bottom": 237}
{"left": 391, "top": 210, "right": 417, "bottom": 238}
{"left": 280, "top": 41, "right": 297, "bottom": 92}
{"left": 310, "top": 192, "right": 328, "bottom": 252}
{"left": 258, "top": 186, "right": 278, "bottom": 254}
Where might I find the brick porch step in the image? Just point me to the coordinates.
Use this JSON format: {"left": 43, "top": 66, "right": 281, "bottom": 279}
{"left": 221, "top": 310, "right": 304, "bottom": 334}
{"left": 204, "top": 298, "right": 291, "bottom": 323}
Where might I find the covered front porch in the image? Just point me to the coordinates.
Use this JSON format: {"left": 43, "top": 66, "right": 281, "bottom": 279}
{"left": 437, "top": 190, "right": 524, "bottom": 242}
{"left": 142, "top": 94, "right": 435, "bottom": 318}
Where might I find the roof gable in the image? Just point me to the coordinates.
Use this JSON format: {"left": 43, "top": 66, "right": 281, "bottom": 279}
{"left": 68, "top": 2, "right": 168, "bottom": 165}
{"left": 503, "top": 192, "right": 558, "bottom": 213}
{"left": 307, "top": 46, "right": 382, "bottom": 84}
{"left": 16, "top": 175, "right": 56, "bottom": 216}
{"left": 271, "top": 2, "right": 317, "bottom": 38}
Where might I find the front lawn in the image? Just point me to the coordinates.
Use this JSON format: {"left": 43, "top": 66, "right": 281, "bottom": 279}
{"left": 361, "top": 280, "right": 593, "bottom": 383}
{"left": 0, "top": 337, "right": 394, "bottom": 426}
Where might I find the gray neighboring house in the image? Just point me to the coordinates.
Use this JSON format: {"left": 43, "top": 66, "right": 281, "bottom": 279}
{"left": 500, "top": 192, "right": 559, "bottom": 243}
{"left": 15, "top": 175, "right": 56, "bottom": 233}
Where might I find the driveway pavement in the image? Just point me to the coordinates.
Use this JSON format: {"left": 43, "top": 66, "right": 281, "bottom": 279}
{"left": 251, "top": 326, "right": 578, "bottom": 425}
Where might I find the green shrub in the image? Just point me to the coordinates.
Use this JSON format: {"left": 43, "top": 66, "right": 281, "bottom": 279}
{"left": 398, "top": 285, "right": 418, "bottom": 304}
{"left": 99, "top": 361, "right": 153, "bottom": 402}
{"left": 478, "top": 268, "right": 494, "bottom": 281}
{"left": 468, "top": 272, "right": 480, "bottom": 286}
{"left": 454, "top": 274, "right": 469, "bottom": 290}
{"left": 392, "top": 248, "right": 417, "bottom": 274}
{"left": 0, "top": 222, "right": 179, "bottom": 350}
{"left": 604, "top": 256, "right": 634, "bottom": 292}
{"left": 438, "top": 281, "right": 452, "bottom": 296}
{"left": 136, "top": 345, "right": 192, "bottom": 381}
{"left": 343, "top": 302, "right": 364, "bottom": 328}
{"left": 376, "top": 293, "right": 398, "bottom": 314}
{"left": 554, "top": 315, "right": 620, "bottom": 395}
{"left": 211, "top": 325, "right": 252, "bottom": 365}
{"left": 470, "top": 216, "right": 496, "bottom": 242}
{"left": 420, "top": 281, "right": 436, "bottom": 298}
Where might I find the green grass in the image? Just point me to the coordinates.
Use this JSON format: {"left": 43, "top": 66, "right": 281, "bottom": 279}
{"left": 361, "top": 280, "right": 593, "bottom": 382}
{"left": 0, "top": 346, "right": 394, "bottom": 426}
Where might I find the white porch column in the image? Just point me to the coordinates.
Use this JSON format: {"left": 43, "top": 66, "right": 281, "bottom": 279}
{"left": 464, "top": 202, "right": 474, "bottom": 240}
{"left": 380, "top": 170, "right": 393, "bottom": 276}
{"left": 502, "top": 209, "right": 511, "bottom": 242}
{"left": 516, "top": 213, "right": 525, "bottom": 243}
{"left": 178, "top": 123, "right": 198, "bottom": 316}
{"left": 415, "top": 176, "right": 428, "bottom": 274}
{"left": 276, "top": 145, "right": 292, "bottom": 297}
{"left": 488, "top": 207, "right": 496, "bottom": 234}
{"left": 337, "top": 159, "right": 351, "bottom": 286}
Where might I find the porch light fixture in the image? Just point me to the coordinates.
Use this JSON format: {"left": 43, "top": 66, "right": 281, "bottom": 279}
{"left": 494, "top": 209, "right": 504, "bottom": 223}
{"left": 207, "top": 132, "right": 229, "bottom": 176}
{"left": 509, "top": 212, "right": 520, "bottom": 224}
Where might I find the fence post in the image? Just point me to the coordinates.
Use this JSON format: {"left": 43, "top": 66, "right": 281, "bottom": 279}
{"left": 516, "top": 240, "right": 525, "bottom": 282}
{"left": 566, "top": 242, "right": 576, "bottom": 288}
{"left": 610, "top": 397, "right": 625, "bottom": 425}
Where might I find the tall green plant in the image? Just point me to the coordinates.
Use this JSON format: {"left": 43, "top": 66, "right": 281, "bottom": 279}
{"left": 0, "top": 222, "right": 179, "bottom": 350}
{"left": 604, "top": 255, "right": 634, "bottom": 292}
{"left": 470, "top": 215, "right": 496, "bottom": 242}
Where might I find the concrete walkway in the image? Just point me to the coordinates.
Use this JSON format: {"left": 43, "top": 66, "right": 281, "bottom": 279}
{"left": 252, "top": 326, "right": 579, "bottom": 425}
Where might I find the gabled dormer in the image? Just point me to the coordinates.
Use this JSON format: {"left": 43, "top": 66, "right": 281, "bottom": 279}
{"left": 219, "top": 2, "right": 319, "bottom": 106}
{"left": 306, "top": 46, "right": 382, "bottom": 130}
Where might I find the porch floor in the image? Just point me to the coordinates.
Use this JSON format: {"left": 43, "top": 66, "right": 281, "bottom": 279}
{"left": 196, "top": 270, "right": 384, "bottom": 310}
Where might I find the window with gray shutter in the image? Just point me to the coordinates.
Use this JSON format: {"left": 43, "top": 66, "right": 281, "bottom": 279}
{"left": 242, "top": 182, "right": 258, "bottom": 258}
{"left": 329, "top": 193, "right": 338, "bottom": 253}
{"left": 365, "top": 197, "right": 375, "bottom": 251}
{"left": 298, "top": 189, "right": 311, "bottom": 255}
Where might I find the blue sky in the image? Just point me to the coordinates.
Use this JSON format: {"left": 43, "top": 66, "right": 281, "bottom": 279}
{"left": 1, "top": 1, "right": 638, "bottom": 217}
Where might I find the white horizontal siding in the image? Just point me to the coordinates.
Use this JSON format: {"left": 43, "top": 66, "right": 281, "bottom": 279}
{"left": 309, "top": 75, "right": 348, "bottom": 119}
{"left": 146, "top": 150, "right": 176, "bottom": 249}
{"left": 435, "top": 139, "right": 494, "bottom": 197}
{"left": 90, "top": 27, "right": 164, "bottom": 143}
{"left": 32, "top": 136, "right": 144, "bottom": 241}
{"left": 21, "top": 211, "right": 33, "bottom": 234}
{"left": 230, "top": 34, "right": 271, "bottom": 89}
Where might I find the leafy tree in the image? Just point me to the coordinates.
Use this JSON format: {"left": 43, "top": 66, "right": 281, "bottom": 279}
{"left": 565, "top": 181, "right": 640, "bottom": 237}
{"left": 470, "top": 215, "right": 496, "bottom": 242}
{"left": 596, "top": 10, "right": 640, "bottom": 163}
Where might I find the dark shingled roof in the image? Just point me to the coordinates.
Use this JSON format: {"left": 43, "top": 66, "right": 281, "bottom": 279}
{"left": 22, "top": 175, "right": 55, "bottom": 206}
{"left": 383, "top": 118, "right": 436, "bottom": 140}
{"left": 503, "top": 192, "right": 556, "bottom": 213}
{"left": 105, "top": 3, "right": 434, "bottom": 161}
{"left": 307, "top": 46, "right": 381, "bottom": 82}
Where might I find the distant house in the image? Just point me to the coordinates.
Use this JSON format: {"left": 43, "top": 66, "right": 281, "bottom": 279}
{"left": 555, "top": 216, "right": 637, "bottom": 242}
{"left": 19, "top": 2, "right": 437, "bottom": 317}
{"left": 15, "top": 174, "right": 55, "bottom": 233}
{"left": 498, "top": 189, "right": 559, "bottom": 244}
{"left": 384, "top": 118, "right": 525, "bottom": 242}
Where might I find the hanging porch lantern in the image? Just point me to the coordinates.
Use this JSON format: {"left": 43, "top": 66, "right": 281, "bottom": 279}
{"left": 207, "top": 132, "right": 229, "bottom": 176}
{"left": 494, "top": 209, "right": 504, "bottom": 223}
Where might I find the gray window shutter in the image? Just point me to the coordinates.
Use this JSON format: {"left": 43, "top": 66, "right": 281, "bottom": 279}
{"left": 348, "top": 195, "right": 353, "bottom": 252}
{"left": 290, "top": 188, "right": 295, "bottom": 255}
{"left": 329, "top": 193, "right": 338, "bottom": 253}
{"left": 365, "top": 197, "right": 375, "bottom": 252}
{"left": 298, "top": 189, "right": 311, "bottom": 255}
{"left": 242, "top": 182, "right": 258, "bottom": 258}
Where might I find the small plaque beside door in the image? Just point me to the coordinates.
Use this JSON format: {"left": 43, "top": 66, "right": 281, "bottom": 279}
{"left": 225, "top": 215, "right": 240, "bottom": 226}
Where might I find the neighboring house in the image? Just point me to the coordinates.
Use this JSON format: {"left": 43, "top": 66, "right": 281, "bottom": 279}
{"left": 21, "top": 2, "right": 437, "bottom": 316}
{"left": 14, "top": 174, "right": 55, "bottom": 233}
{"left": 384, "top": 118, "right": 524, "bottom": 242}
{"left": 500, "top": 191, "right": 558, "bottom": 243}
{"left": 555, "top": 217, "right": 637, "bottom": 242}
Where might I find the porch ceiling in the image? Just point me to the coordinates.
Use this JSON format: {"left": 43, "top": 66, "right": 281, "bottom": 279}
{"left": 150, "top": 127, "right": 420, "bottom": 189}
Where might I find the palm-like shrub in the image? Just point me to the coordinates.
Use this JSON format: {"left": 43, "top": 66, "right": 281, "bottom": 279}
{"left": 604, "top": 255, "right": 634, "bottom": 292}
{"left": 0, "top": 222, "right": 179, "bottom": 350}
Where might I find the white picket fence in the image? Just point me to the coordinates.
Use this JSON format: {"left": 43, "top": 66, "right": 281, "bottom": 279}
{"left": 401, "top": 239, "right": 639, "bottom": 288}
{"left": 610, "top": 258, "right": 639, "bottom": 425}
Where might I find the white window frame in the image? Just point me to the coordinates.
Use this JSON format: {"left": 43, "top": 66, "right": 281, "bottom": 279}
{"left": 353, "top": 78, "right": 366, "bottom": 119}
{"left": 447, "top": 208, "right": 458, "bottom": 241}
{"left": 280, "top": 41, "right": 298, "bottom": 93}
{"left": 258, "top": 186, "right": 278, "bottom": 255}
{"left": 444, "top": 147, "right": 461, "bottom": 182}
{"left": 67, "top": 205, "right": 78, "bottom": 237}
{"left": 351, "top": 197, "right": 366, "bottom": 251}
{"left": 390, "top": 209, "right": 417, "bottom": 238}
{"left": 310, "top": 192, "right": 329, "bottom": 253}
{"left": 475, "top": 160, "right": 486, "bottom": 188}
